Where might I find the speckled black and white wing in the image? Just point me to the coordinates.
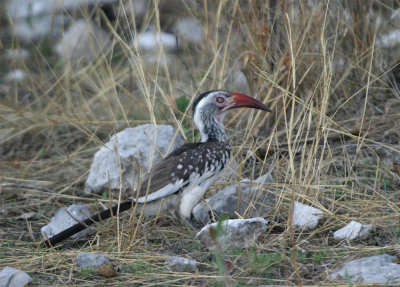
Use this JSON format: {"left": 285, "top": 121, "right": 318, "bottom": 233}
{"left": 133, "top": 142, "right": 231, "bottom": 203}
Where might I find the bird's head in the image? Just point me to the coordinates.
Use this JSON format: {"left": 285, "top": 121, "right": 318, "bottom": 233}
{"left": 192, "top": 90, "right": 271, "bottom": 142}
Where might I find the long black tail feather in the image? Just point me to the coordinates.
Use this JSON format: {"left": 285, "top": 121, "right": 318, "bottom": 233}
{"left": 42, "top": 200, "right": 133, "bottom": 248}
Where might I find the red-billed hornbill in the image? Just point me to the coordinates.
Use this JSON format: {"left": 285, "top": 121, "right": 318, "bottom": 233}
{"left": 43, "top": 90, "right": 271, "bottom": 247}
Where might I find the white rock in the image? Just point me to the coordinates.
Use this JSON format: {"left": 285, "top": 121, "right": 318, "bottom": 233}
{"left": 377, "top": 30, "right": 400, "bottom": 48}
{"left": 157, "top": 0, "right": 198, "bottom": 16}
{"left": 293, "top": 202, "right": 323, "bottom": 230}
{"left": 8, "top": 0, "right": 115, "bottom": 41}
{"left": 136, "top": 30, "right": 180, "bottom": 52}
{"left": 195, "top": 218, "right": 268, "bottom": 250}
{"left": 4, "top": 69, "right": 27, "bottom": 82}
{"left": 192, "top": 173, "right": 275, "bottom": 224}
{"left": 5, "top": 49, "right": 30, "bottom": 61}
{"left": 76, "top": 252, "right": 110, "bottom": 269}
{"left": 84, "top": 124, "right": 184, "bottom": 194}
{"left": 232, "top": 71, "right": 250, "bottom": 95}
{"left": 7, "top": 0, "right": 66, "bottom": 41}
{"left": 8, "top": 0, "right": 115, "bottom": 19}
{"left": 333, "top": 220, "right": 374, "bottom": 241}
{"left": 330, "top": 254, "right": 400, "bottom": 283}
{"left": 114, "top": 0, "right": 149, "bottom": 20}
{"left": 172, "top": 17, "right": 204, "bottom": 45}
{"left": 55, "top": 19, "right": 110, "bottom": 63}
{"left": 0, "top": 267, "right": 32, "bottom": 287}
{"left": 191, "top": 202, "right": 208, "bottom": 223}
{"left": 12, "top": 14, "right": 66, "bottom": 41}
{"left": 41, "top": 204, "right": 92, "bottom": 240}
{"left": 391, "top": 8, "right": 400, "bottom": 20}
{"left": 7, "top": 0, "right": 51, "bottom": 19}
{"left": 166, "top": 256, "right": 197, "bottom": 273}
{"left": 115, "top": 0, "right": 195, "bottom": 20}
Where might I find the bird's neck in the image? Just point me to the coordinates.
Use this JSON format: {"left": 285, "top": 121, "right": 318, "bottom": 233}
{"left": 200, "top": 117, "right": 227, "bottom": 143}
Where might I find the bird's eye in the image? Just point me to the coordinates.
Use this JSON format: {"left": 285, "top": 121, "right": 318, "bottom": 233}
{"left": 216, "top": 96, "right": 225, "bottom": 103}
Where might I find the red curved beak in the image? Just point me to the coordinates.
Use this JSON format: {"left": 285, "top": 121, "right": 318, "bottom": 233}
{"left": 226, "top": 93, "right": 272, "bottom": 112}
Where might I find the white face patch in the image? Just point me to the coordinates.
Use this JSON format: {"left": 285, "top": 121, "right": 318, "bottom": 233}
{"left": 193, "top": 91, "right": 230, "bottom": 142}
{"left": 193, "top": 100, "right": 207, "bottom": 142}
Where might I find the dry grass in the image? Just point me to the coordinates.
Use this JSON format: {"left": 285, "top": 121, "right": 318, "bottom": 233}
{"left": 1, "top": 0, "right": 400, "bottom": 286}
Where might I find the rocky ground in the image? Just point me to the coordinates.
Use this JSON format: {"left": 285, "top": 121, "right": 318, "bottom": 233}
{"left": 1, "top": 0, "right": 400, "bottom": 286}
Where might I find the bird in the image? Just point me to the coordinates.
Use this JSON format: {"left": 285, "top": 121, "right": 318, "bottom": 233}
{"left": 42, "top": 90, "right": 271, "bottom": 247}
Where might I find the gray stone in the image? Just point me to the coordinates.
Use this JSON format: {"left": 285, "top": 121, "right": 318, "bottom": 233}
{"left": 114, "top": 0, "right": 149, "bottom": 23}
{"left": 133, "top": 27, "right": 180, "bottom": 66}
{"left": 55, "top": 19, "right": 110, "bottom": 64}
{"left": 172, "top": 17, "right": 204, "bottom": 45}
{"left": 41, "top": 204, "right": 92, "bottom": 240}
{"left": 76, "top": 252, "right": 110, "bottom": 269}
{"left": 8, "top": 0, "right": 53, "bottom": 19}
{"left": 165, "top": 256, "right": 197, "bottom": 273}
{"left": 192, "top": 173, "right": 275, "bottom": 224}
{"left": 84, "top": 124, "right": 184, "bottom": 194}
{"left": 0, "top": 267, "right": 32, "bottom": 287}
{"left": 5, "top": 49, "right": 30, "bottom": 61}
{"left": 232, "top": 70, "right": 251, "bottom": 95}
{"left": 136, "top": 30, "right": 180, "bottom": 53}
{"left": 7, "top": 0, "right": 64, "bottom": 41}
{"left": 191, "top": 202, "right": 209, "bottom": 224}
{"left": 293, "top": 201, "right": 323, "bottom": 230}
{"left": 7, "top": 0, "right": 116, "bottom": 41}
{"left": 157, "top": 0, "right": 197, "bottom": 16}
{"left": 4, "top": 69, "right": 27, "bottom": 83}
{"left": 330, "top": 254, "right": 400, "bottom": 283}
{"left": 377, "top": 30, "right": 400, "bottom": 48}
{"left": 195, "top": 218, "right": 268, "bottom": 250}
{"left": 116, "top": 0, "right": 195, "bottom": 21}
{"left": 333, "top": 220, "right": 375, "bottom": 241}
{"left": 11, "top": 14, "right": 66, "bottom": 41}
{"left": 8, "top": 0, "right": 115, "bottom": 20}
